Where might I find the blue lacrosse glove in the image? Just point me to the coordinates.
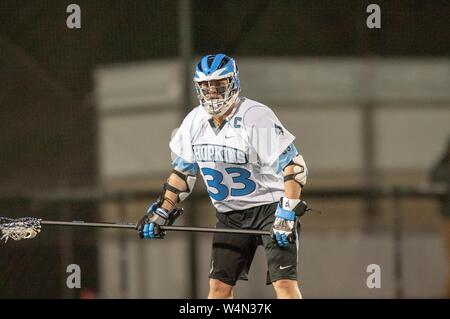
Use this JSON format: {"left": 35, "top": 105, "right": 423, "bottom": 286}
{"left": 271, "top": 197, "right": 309, "bottom": 247}
{"left": 137, "top": 202, "right": 170, "bottom": 239}
{"left": 272, "top": 203, "right": 297, "bottom": 247}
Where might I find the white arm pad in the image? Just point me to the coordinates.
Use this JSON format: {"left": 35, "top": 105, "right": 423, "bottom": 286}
{"left": 287, "top": 154, "right": 308, "bottom": 187}
{"left": 164, "top": 169, "right": 197, "bottom": 203}
{"left": 178, "top": 175, "right": 197, "bottom": 202}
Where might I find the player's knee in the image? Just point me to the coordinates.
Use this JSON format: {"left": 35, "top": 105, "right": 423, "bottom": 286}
{"left": 208, "top": 279, "right": 233, "bottom": 299}
{"left": 273, "top": 279, "right": 302, "bottom": 299}
{"left": 273, "top": 279, "right": 298, "bottom": 292}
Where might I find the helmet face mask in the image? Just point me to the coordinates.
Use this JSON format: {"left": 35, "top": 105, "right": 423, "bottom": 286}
{"left": 195, "top": 78, "right": 238, "bottom": 117}
{"left": 194, "top": 54, "right": 241, "bottom": 117}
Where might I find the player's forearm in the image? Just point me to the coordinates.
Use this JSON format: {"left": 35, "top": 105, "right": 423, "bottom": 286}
{"left": 283, "top": 165, "right": 302, "bottom": 199}
{"left": 160, "top": 171, "right": 189, "bottom": 211}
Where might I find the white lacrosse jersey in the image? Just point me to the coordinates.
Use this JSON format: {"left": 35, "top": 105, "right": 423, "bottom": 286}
{"left": 169, "top": 97, "right": 295, "bottom": 213}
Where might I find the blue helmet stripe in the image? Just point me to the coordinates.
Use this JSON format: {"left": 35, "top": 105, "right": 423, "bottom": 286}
{"left": 219, "top": 60, "right": 234, "bottom": 76}
{"left": 196, "top": 62, "right": 203, "bottom": 73}
{"left": 210, "top": 53, "right": 226, "bottom": 73}
{"left": 201, "top": 55, "right": 211, "bottom": 74}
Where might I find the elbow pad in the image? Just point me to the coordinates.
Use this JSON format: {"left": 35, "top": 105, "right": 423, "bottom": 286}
{"left": 163, "top": 169, "right": 197, "bottom": 203}
{"left": 283, "top": 154, "right": 308, "bottom": 187}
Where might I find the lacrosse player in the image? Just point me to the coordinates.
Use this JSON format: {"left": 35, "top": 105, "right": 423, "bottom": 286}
{"left": 137, "top": 53, "right": 308, "bottom": 299}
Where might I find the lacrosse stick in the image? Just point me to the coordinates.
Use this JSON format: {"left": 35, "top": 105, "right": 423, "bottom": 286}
{"left": 0, "top": 217, "right": 272, "bottom": 242}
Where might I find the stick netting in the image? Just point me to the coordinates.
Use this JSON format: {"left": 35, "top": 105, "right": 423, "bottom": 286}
{"left": 0, "top": 217, "right": 41, "bottom": 242}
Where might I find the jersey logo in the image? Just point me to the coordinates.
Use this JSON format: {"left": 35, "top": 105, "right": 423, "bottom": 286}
{"left": 274, "top": 123, "right": 284, "bottom": 135}
{"left": 193, "top": 144, "right": 248, "bottom": 164}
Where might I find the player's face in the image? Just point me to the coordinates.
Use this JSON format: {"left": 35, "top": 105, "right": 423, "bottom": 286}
{"left": 199, "top": 79, "right": 229, "bottom": 100}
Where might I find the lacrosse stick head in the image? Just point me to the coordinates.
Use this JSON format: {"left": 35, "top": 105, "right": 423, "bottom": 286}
{"left": 0, "top": 217, "right": 42, "bottom": 242}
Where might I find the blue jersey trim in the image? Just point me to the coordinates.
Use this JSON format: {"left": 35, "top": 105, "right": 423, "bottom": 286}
{"left": 172, "top": 157, "right": 199, "bottom": 175}
{"left": 272, "top": 144, "right": 298, "bottom": 174}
